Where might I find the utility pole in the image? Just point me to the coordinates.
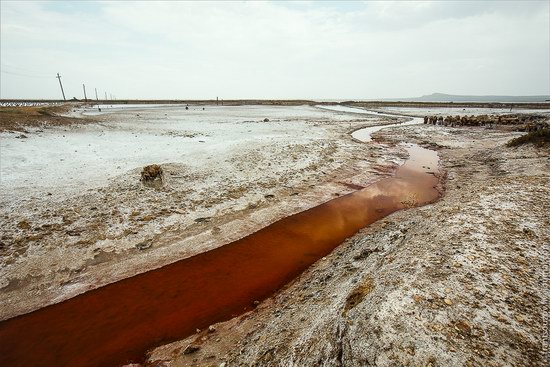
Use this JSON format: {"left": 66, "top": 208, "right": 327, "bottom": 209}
{"left": 83, "top": 84, "right": 87, "bottom": 102}
{"left": 105, "top": 92, "right": 107, "bottom": 100}
{"left": 56, "top": 73, "right": 66, "bottom": 101}
{"left": 216, "top": 96, "right": 219, "bottom": 106}
{"left": 94, "top": 88, "right": 100, "bottom": 111}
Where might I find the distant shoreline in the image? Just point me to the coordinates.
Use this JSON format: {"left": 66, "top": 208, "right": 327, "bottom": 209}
{"left": 1, "top": 99, "right": 549, "bottom": 109}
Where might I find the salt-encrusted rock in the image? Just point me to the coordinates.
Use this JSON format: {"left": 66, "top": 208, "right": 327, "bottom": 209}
{"left": 140, "top": 164, "right": 164, "bottom": 188}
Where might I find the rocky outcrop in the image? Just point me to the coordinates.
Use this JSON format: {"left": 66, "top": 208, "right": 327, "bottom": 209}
{"left": 423, "top": 114, "right": 549, "bottom": 131}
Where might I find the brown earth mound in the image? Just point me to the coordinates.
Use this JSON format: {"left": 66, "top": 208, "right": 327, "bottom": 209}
{"left": 140, "top": 164, "right": 164, "bottom": 188}
{"left": 0, "top": 103, "right": 90, "bottom": 132}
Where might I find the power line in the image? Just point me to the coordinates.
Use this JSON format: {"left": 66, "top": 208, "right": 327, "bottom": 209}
{"left": 0, "top": 69, "right": 53, "bottom": 79}
{"left": 1, "top": 63, "right": 48, "bottom": 72}
{"left": 1, "top": 63, "right": 52, "bottom": 78}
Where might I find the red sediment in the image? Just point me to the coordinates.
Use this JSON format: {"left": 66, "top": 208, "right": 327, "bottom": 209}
{"left": 0, "top": 145, "right": 440, "bottom": 367}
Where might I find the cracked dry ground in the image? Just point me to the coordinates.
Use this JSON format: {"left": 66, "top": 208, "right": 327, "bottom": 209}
{"left": 148, "top": 125, "right": 549, "bottom": 367}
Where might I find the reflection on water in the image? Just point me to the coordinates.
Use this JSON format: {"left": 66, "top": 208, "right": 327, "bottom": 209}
{"left": 351, "top": 119, "right": 420, "bottom": 142}
{"left": 0, "top": 120, "right": 440, "bottom": 367}
{"left": 316, "top": 104, "right": 422, "bottom": 142}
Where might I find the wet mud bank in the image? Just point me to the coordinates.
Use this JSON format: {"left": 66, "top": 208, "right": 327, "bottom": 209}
{"left": 0, "top": 121, "right": 441, "bottom": 366}
{"left": 150, "top": 121, "right": 548, "bottom": 367}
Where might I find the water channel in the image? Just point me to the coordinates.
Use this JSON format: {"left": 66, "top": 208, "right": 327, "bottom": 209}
{"left": 0, "top": 106, "right": 440, "bottom": 367}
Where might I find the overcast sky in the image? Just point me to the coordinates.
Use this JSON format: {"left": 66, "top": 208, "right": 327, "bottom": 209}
{"left": 1, "top": 1, "right": 548, "bottom": 100}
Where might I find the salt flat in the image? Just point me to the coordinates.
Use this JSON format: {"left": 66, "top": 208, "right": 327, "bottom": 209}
{"left": 1, "top": 104, "right": 400, "bottom": 320}
{"left": 1, "top": 105, "right": 340, "bottom": 198}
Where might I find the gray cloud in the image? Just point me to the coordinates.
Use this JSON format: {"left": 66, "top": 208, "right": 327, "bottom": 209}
{"left": 1, "top": 1, "right": 548, "bottom": 99}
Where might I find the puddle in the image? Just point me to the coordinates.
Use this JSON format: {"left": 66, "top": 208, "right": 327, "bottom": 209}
{"left": 0, "top": 113, "right": 440, "bottom": 367}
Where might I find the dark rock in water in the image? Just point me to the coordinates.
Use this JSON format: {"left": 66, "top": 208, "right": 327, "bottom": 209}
{"left": 263, "top": 118, "right": 269, "bottom": 122}
{"left": 141, "top": 164, "right": 164, "bottom": 188}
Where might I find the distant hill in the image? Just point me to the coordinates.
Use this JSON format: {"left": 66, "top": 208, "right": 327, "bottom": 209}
{"left": 387, "top": 93, "right": 550, "bottom": 103}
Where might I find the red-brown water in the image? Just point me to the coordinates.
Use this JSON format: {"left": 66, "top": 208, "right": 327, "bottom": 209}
{"left": 0, "top": 143, "right": 440, "bottom": 367}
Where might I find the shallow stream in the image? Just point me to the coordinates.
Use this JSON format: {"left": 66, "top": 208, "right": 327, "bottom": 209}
{"left": 0, "top": 107, "right": 441, "bottom": 367}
